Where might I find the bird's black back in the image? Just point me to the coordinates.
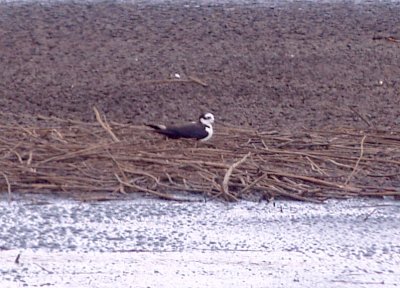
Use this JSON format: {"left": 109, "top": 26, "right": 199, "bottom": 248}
{"left": 156, "top": 123, "right": 208, "bottom": 140}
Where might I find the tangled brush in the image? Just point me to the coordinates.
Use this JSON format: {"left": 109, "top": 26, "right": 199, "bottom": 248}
{"left": 1, "top": 108, "right": 399, "bottom": 202}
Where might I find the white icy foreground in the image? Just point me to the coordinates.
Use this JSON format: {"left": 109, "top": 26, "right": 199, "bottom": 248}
{"left": 0, "top": 196, "right": 399, "bottom": 287}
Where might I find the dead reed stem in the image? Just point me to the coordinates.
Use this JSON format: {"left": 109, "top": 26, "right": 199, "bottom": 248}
{"left": 93, "top": 106, "right": 120, "bottom": 143}
{"left": 1, "top": 172, "right": 11, "bottom": 202}
{"left": 221, "top": 152, "right": 251, "bottom": 201}
{"left": 345, "top": 134, "right": 367, "bottom": 185}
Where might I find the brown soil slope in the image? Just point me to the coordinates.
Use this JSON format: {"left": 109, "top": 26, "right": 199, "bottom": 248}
{"left": 1, "top": 1, "right": 399, "bottom": 130}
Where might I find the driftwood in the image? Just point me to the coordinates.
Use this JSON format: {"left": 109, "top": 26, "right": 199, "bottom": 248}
{"left": 0, "top": 110, "right": 399, "bottom": 202}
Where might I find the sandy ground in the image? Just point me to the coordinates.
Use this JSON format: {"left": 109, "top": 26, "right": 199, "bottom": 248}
{"left": 1, "top": 1, "right": 400, "bottom": 130}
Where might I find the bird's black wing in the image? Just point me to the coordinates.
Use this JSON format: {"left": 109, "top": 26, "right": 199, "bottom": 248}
{"left": 159, "top": 123, "right": 208, "bottom": 139}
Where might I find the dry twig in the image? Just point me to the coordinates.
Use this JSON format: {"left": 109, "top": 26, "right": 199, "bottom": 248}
{"left": 345, "top": 135, "right": 367, "bottom": 185}
{"left": 1, "top": 172, "right": 11, "bottom": 202}
{"left": 93, "top": 107, "right": 120, "bottom": 143}
{"left": 221, "top": 152, "right": 251, "bottom": 200}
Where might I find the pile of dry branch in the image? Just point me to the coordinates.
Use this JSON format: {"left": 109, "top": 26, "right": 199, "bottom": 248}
{"left": 1, "top": 109, "right": 399, "bottom": 202}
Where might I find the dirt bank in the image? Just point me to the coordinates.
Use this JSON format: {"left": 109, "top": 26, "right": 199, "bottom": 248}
{"left": 1, "top": 1, "right": 399, "bottom": 130}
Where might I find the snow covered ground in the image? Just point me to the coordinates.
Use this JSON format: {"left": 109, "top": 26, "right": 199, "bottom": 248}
{"left": 1, "top": 194, "right": 399, "bottom": 287}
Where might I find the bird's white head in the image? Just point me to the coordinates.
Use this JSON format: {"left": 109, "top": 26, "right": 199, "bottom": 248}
{"left": 199, "top": 112, "right": 215, "bottom": 126}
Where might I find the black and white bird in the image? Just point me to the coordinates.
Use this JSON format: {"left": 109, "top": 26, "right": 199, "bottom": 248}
{"left": 146, "top": 112, "right": 215, "bottom": 141}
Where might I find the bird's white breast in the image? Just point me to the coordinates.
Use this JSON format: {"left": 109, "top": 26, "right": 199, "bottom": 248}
{"left": 200, "top": 125, "right": 213, "bottom": 141}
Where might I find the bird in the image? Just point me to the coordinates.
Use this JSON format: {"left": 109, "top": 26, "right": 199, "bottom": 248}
{"left": 146, "top": 112, "right": 215, "bottom": 141}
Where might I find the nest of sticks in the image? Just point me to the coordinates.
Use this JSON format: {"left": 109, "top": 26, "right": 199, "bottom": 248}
{"left": 0, "top": 109, "right": 399, "bottom": 202}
